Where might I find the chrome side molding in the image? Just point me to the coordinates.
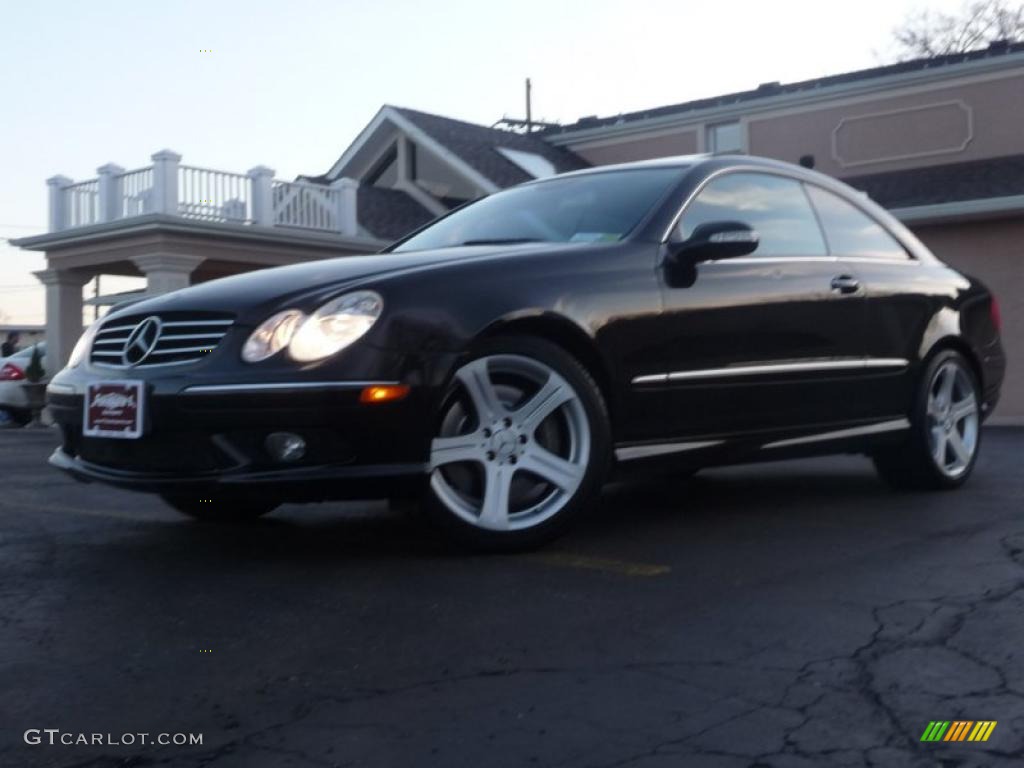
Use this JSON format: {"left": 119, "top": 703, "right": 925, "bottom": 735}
{"left": 632, "top": 357, "right": 909, "bottom": 386}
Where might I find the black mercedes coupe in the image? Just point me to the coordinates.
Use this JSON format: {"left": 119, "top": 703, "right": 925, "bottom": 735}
{"left": 47, "top": 155, "right": 1006, "bottom": 548}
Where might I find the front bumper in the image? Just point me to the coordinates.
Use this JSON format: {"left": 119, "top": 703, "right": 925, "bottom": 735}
{"left": 48, "top": 446, "right": 425, "bottom": 499}
{"left": 46, "top": 370, "right": 443, "bottom": 500}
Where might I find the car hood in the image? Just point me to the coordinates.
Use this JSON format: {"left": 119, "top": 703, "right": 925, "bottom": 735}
{"left": 105, "top": 244, "right": 546, "bottom": 324}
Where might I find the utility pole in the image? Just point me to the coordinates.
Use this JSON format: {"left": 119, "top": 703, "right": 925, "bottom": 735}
{"left": 525, "top": 78, "right": 532, "bottom": 133}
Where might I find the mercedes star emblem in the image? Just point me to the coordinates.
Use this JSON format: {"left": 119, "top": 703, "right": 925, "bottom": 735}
{"left": 122, "top": 316, "right": 162, "bottom": 366}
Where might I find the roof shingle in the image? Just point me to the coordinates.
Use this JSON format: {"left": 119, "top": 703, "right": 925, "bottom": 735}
{"left": 392, "top": 106, "right": 590, "bottom": 187}
{"left": 356, "top": 186, "right": 435, "bottom": 241}
{"left": 843, "top": 154, "right": 1024, "bottom": 209}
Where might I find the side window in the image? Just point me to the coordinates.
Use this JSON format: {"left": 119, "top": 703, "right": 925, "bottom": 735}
{"left": 676, "top": 173, "right": 826, "bottom": 257}
{"left": 805, "top": 185, "right": 909, "bottom": 260}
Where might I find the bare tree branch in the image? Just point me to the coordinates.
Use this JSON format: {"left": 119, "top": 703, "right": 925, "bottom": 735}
{"left": 891, "top": 0, "right": 1024, "bottom": 60}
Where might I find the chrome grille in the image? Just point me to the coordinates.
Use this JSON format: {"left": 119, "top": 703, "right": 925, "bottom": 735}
{"left": 90, "top": 313, "right": 234, "bottom": 368}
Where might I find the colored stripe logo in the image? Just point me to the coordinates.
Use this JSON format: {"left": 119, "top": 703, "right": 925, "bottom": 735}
{"left": 920, "top": 721, "right": 997, "bottom": 742}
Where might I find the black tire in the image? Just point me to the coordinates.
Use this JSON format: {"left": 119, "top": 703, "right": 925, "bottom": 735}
{"left": 873, "top": 349, "right": 982, "bottom": 491}
{"left": 421, "top": 335, "right": 611, "bottom": 551}
{"left": 160, "top": 492, "right": 279, "bottom": 522}
{"left": 0, "top": 408, "right": 30, "bottom": 427}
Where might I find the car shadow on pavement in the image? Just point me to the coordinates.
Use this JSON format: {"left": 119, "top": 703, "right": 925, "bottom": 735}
{"left": 100, "top": 455, "right": 902, "bottom": 570}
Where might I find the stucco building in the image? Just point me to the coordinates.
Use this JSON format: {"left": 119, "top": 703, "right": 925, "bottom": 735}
{"left": 14, "top": 41, "right": 1024, "bottom": 421}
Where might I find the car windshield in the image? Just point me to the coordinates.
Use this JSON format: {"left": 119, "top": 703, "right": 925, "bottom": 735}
{"left": 393, "top": 167, "right": 684, "bottom": 252}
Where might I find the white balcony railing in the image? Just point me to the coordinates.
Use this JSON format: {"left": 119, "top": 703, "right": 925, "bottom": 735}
{"left": 273, "top": 179, "right": 343, "bottom": 230}
{"left": 64, "top": 179, "right": 101, "bottom": 228}
{"left": 119, "top": 166, "right": 154, "bottom": 218}
{"left": 45, "top": 150, "right": 359, "bottom": 237}
{"left": 178, "top": 165, "right": 251, "bottom": 223}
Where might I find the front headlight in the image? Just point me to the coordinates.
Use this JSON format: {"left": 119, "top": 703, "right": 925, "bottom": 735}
{"left": 288, "top": 290, "right": 383, "bottom": 362}
{"left": 242, "top": 310, "right": 306, "bottom": 363}
{"left": 68, "top": 322, "right": 99, "bottom": 368}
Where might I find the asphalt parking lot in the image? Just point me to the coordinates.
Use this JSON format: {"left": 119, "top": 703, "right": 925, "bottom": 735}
{"left": 2, "top": 428, "right": 1023, "bottom": 768}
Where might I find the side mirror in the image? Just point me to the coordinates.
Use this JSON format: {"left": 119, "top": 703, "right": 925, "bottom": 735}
{"left": 669, "top": 221, "right": 759, "bottom": 263}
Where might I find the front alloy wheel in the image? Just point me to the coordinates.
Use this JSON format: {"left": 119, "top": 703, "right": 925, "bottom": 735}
{"left": 424, "top": 337, "right": 609, "bottom": 549}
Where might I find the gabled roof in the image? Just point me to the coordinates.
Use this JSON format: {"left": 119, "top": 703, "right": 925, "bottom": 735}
{"left": 320, "top": 105, "right": 589, "bottom": 190}
{"left": 843, "top": 154, "right": 1024, "bottom": 209}
{"left": 390, "top": 107, "right": 589, "bottom": 187}
{"left": 544, "top": 41, "right": 1024, "bottom": 137}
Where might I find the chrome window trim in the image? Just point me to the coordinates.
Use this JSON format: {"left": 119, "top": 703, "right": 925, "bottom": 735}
{"left": 839, "top": 256, "right": 922, "bottom": 265}
{"left": 699, "top": 256, "right": 921, "bottom": 266}
{"left": 660, "top": 165, "right": 817, "bottom": 244}
{"left": 705, "top": 256, "right": 839, "bottom": 265}
{"left": 615, "top": 440, "right": 724, "bottom": 461}
{"left": 803, "top": 182, "right": 914, "bottom": 263}
{"left": 181, "top": 381, "right": 399, "bottom": 395}
{"left": 761, "top": 418, "right": 910, "bottom": 449}
{"left": 632, "top": 357, "right": 909, "bottom": 386}
{"left": 660, "top": 166, "right": 922, "bottom": 264}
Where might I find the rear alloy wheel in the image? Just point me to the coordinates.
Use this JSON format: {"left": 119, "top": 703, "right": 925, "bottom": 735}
{"left": 160, "top": 493, "right": 279, "bottom": 522}
{"left": 874, "top": 350, "right": 981, "bottom": 490}
{"left": 424, "top": 337, "right": 609, "bottom": 550}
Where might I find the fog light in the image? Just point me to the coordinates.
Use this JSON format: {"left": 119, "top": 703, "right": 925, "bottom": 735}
{"left": 265, "top": 432, "right": 306, "bottom": 463}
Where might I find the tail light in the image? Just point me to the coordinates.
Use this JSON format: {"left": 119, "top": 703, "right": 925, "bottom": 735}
{"left": 0, "top": 363, "right": 25, "bottom": 381}
{"left": 991, "top": 296, "right": 1002, "bottom": 334}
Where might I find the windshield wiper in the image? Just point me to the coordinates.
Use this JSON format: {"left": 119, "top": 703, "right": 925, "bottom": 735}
{"left": 458, "top": 238, "right": 546, "bottom": 246}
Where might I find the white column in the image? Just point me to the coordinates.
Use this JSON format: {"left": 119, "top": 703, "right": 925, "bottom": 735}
{"left": 97, "top": 163, "right": 125, "bottom": 222}
{"left": 150, "top": 149, "right": 181, "bottom": 215}
{"left": 247, "top": 165, "right": 275, "bottom": 226}
{"left": 133, "top": 254, "right": 204, "bottom": 295}
{"left": 34, "top": 268, "right": 90, "bottom": 376}
{"left": 330, "top": 177, "right": 359, "bottom": 236}
{"left": 47, "top": 175, "right": 73, "bottom": 231}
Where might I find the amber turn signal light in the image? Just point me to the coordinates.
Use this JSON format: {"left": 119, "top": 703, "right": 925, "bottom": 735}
{"left": 360, "top": 384, "right": 410, "bottom": 404}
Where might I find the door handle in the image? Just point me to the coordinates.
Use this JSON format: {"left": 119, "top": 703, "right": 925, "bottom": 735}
{"left": 830, "top": 275, "right": 861, "bottom": 295}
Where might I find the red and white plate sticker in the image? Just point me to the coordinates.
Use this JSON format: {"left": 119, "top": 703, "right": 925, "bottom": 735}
{"left": 83, "top": 380, "right": 145, "bottom": 439}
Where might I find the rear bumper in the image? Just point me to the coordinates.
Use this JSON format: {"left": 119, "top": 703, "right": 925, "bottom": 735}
{"left": 981, "top": 341, "right": 1006, "bottom": 421}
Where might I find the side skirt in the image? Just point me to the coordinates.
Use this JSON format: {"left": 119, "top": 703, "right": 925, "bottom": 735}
{"left": 613, "top": 418, "right": 911, "bottom": 473}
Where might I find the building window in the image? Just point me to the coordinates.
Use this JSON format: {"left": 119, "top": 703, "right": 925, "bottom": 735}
{"left": 707, "top": 121, "right": 743, "bottom": 154}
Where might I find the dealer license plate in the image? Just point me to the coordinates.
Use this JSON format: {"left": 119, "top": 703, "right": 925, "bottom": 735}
{"left": 83, "top": 380, "right": 145, "bottom": 439}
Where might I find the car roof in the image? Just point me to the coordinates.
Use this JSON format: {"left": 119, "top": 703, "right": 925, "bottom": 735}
{"left": 6, "top": 342, "right": 45, "bottom": 358}
{"left": 539, "top": 154, "right": 706, "bottom": 181}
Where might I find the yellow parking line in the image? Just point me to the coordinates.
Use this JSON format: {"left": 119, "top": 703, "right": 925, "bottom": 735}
{"left": 532, "top": 552, "right": 671, "bottom": 577}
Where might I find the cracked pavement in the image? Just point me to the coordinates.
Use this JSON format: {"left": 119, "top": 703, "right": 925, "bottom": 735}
{"left": 1, "top": 428, "right": 1023, "bottom": 767}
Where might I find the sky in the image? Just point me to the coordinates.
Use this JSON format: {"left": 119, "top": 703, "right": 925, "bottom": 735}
{"left": 0, "top": 0, "right": 970, "bottom": 324}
